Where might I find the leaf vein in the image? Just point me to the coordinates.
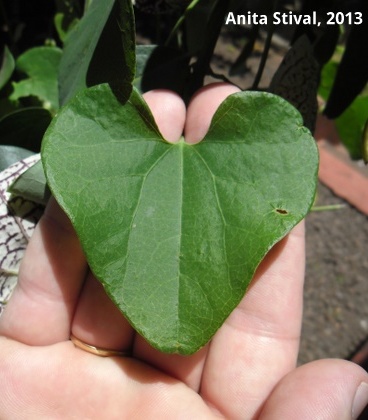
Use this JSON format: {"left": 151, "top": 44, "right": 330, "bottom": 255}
{"left": 122, "top": 146, "right": 173, "bottom": 286}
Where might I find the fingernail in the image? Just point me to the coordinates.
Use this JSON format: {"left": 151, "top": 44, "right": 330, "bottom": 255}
{"left": 352, "top": 382, "right": 368, "bottom": 419}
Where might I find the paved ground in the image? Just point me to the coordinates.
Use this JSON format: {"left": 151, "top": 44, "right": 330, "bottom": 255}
{"left": 301, "top": 181, "right": 368, "bottom": 365}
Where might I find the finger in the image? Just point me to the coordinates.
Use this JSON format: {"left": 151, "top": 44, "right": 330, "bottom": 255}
{"left": 143, "top": 89, "right": 186, "bottom": 143}
{"left": 133, "top": 84, "right": 241, "bottom": 391}
{"left": 132, "top": 339, "right": 208, "bottom": 391}
{"left": 133, "top": 89, "right": 207, "bottom": 388}
{"left": 71, "top": 272, "right": 134, "bottom": 351}
{"left": 259, "top": 359, "right": 368, "bottom": 419}
{"left": 70, "top": 90, "right": 187, "bottom": 355}
{"left": 0, "top": 198, "right": 87, "bottom": 345}
{"left": 184, "top": 82, "right": 241, "bottom": 144}
{"left": 201, "top": 221, "right": 306, "bottom": 419}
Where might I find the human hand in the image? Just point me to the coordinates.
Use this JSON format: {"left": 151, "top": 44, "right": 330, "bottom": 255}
{"left": 1, "top": 83, "right": 367, "bottom": 419}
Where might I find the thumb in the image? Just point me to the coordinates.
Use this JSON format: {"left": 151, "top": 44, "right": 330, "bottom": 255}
{"left": 259, "top": 359, "right": 368, "bottom": 419}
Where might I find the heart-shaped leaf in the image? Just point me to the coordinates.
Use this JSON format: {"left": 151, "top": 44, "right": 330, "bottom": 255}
{"left": 42, "top": 85, "right": 318, "bottom": 354}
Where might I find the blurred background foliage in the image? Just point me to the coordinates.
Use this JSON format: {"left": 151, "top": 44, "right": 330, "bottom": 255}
{"left": 0, "top": 0, "right": 367, "bottom": 173}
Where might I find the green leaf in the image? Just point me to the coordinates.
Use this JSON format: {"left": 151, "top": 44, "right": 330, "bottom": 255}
{"left": 10, "top": 47, "right": 62, "bottom": 111}
{"left": 0, "top": 145, "right": 34, "bottom": 171}
{"left": 269, "top": 36, "right": 319, "bottom": 133}
{"left": 319, "top": 60, "right": 368, "bottom": 160}
{"left": 0, "top": 46, "right": 15, "bottom": 90}
{"left": 324, "top": 0, "right": 368, "bottom": 119}
{"left": 8, "top": 159, "right": 50, "bottom": 205}
{"left": 58, "top": 0, "right": 114, "bottom": 105}
{"left": 334, "top": 96, "right": 368, "bottom": 160}
{"left": 0, "top": 108, "right": 52, "bottom": 152}
{"left": 86, "top": 0, "right": 135, "bottom": 89}
{"left": 184, "top": 0, "right": 217, "bottom": 55}
{"left": 59, "top": 0, "right": 135, "bottom": 106}
{"left": 42, "top": 85, "right": 318, "bottom": 354}
{"left": 183, "top": 0, "right": 230, "bottom": 99}
{"left": 54, "top": 13, "right": 79, "bottom": 43}
{"left": 318, "top": 59, "right": 339, "bottom": 101}
{"left": 54, "top": 0, "right": 82, "bottom": 43}
{"left": 135, "top": 45, "right": 157, "bottom": 85}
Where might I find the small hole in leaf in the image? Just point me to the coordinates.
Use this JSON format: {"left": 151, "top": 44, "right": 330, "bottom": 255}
{"left": 275, "top": 208, "right": 288, "bottom": 215}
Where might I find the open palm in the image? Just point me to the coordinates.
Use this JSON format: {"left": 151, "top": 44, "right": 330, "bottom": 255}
{"left": 1, "top": 84, "right": 367, "bottom": 419}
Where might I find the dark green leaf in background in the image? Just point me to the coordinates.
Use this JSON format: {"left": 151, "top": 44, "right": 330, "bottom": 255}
{"left": 42, "top": 85, "right": 318, "bottom": 355}
{"left": 323, "top": 0, "right": 368, "bottom": 119}
{"left": 0, "top": 46, "right": 15, "bottom": 90}
{"left": 58, "top": 0, "right": 115, "bottom": 105}
{"left": 8, "top": 160, "right": 50, "bottom": 205}
{"left": 335, "top": 96, "right": 368, "bottom": 160}
{"left": 10, "top": 47, "right": 62, "bottom": 112}
{"left": 319, "top": 58, "right": 368, "bottom": 160}
{"left": 59, "top": 0, "right": 136, "bottom": 106}
{"left": 0, "top": 145, "right": 34, "bottom": 171}
{"left": 134, "top": 44, "right": 157, "bottom": 88}
{"left": 54, "top": 0, "right": 82, "bottom": 43}
{"left": 135, "top": 45, "right": 190, "bottom": 94}
{"left": 0, "top": 108, "right": 52, "bottom": 152}
{"left": 86, "top": 0, "right": 135, "bottom": 90}
{"left": 184, "top": 0, "right": 217, "bottom": 56}
{"left": 269, "top": 36, "right": 319, "bottom": 133}
{"left": 183, "top": 0, "right": 230, "bottom": 100}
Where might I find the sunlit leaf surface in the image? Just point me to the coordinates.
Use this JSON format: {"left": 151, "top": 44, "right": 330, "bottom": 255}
{"left": 42, "top": 86, "right": 318, "bottom": 354}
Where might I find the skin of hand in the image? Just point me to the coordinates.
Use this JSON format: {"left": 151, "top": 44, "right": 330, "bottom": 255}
{"left": 0, "top": 83, "right": 367, "bottom": 419}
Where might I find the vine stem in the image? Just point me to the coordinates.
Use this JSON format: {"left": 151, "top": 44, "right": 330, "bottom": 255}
{"left": 165, "top": 0, "right": 201, "bottom": 46}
